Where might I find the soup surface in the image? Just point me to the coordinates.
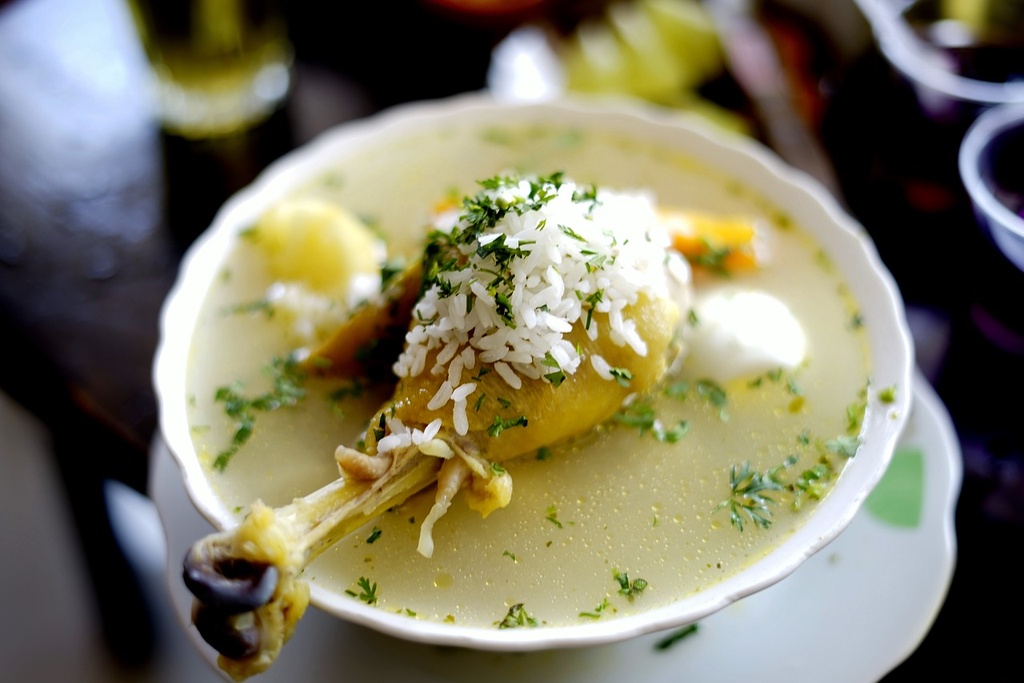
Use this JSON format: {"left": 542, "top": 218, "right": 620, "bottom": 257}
{"left": 184, "top": 122, "right": 874, "bottom": 629}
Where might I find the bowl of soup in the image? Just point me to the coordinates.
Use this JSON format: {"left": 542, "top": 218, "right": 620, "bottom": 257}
{"left": 154, "top": 92, "right": 914, "bottom": 680}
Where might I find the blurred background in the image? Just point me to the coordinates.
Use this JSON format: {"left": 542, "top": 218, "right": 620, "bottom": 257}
{"left": 1, "top": 0, "right": 1022, "bottom": 680}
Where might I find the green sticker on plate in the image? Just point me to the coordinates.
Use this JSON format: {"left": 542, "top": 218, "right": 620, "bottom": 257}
{"left": 864, "top": 447, "right": 924, "bottom": 528}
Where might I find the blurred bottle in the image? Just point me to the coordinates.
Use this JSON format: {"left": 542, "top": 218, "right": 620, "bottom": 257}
{"left": 126, "top": 0, "right": 293, "bottom": 139}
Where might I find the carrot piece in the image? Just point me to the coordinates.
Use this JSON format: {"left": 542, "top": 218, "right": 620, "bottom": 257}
{"left": 660, "top": 207, "right": 759, "bottom": 272}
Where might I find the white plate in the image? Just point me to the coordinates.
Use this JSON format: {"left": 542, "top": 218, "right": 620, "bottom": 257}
{"left": 150, "top": 369, "right": 958, "bottom": 682}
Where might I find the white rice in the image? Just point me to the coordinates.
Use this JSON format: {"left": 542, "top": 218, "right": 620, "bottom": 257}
{"left": 377, "top": 173, "right": 690, "bottom": 452}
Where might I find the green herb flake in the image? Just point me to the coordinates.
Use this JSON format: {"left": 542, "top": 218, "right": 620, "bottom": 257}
{"left": 579, "top": 598, "right": 611, "bottom": 619}
{"left": 713, "top": 461, "right": 787, "bottom": 531}
{"left": 542, "top": 352, "right": 566, "bottom": 387}
{"left": 613, "top": 402, "right": 656, "bottom": 434}
{"left": 349, "top": 577, "right": 378, "bottom": 605}
{"left": 613, "top": 570, "right": 648, "bottom": 600}
{"left": 664, "top": 380, "right": 690, "bottom": 399}
{"left": 366, "top": 527, "right": 382, "bottom": 544}
{"left": 488, "top": 414, "right": 528, "bottom": 437}
{"left": 545, "top": 504, "right": 563, "bottom": 528}
{"left": 697, "top": 379, "right": 728, "bottom": 419}
{"left": 496, "top": 603, "right": 538, "bottom": 629}
{"left": 582, "top": 289, "right": 604, "bottom": 330}
{"left": 878, "top": 385, "right": 897, "bottom": 403}
{"left": 790, "top": 461, "right": 834, "bottom": 510}
{"left": 827, "top": 435, "right": 861, "bottom": 458}
{"left": 212, "top": 356, "right": 307, "bottom": 471}
{"left": 613, "top": 402, "right": 688, "bottom": 443}
{"left": 373, "top": 413, "right": 387, "bottom": 442}
{"left": 609, "top": 367, "right": 633, "bottom": 387}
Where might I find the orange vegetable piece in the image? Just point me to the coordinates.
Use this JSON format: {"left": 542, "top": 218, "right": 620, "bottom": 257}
{"left": 660, "top": 207, "right": 759, "bottom": 272}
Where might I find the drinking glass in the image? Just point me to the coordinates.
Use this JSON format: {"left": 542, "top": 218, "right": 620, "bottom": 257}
{"left": 125, "top": 0, "right": 294, "bottom": 139}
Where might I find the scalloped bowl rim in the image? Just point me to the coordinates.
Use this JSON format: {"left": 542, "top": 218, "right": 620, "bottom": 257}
{"left": 153, "top": 92, "right": 914, "bottom": 651}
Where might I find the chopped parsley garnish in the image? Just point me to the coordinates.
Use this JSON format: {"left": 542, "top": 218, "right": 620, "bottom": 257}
{"left": 608, "top": 367, "right": 633, "bottom": 387}
{"left": 688, "top": 241, "right": 734, "bottom": 273}
{"left": 492, "top": 290, "right": 516, "bottom": 328}
{"left": 542, "top": 352, "right": 566, "bottom": 387}
{"left": 826, "top": 435, "right": 861, "bottom": 458}
{"left": 696, "top": 379, "right": 728, "bottom": 419}
{"left": 846, "top": 389, "right": 868, "bottom": 432}
{"left": 345, "top": 577, "right": 378, "bottom": 605}
{"left": 488, "top": 414, "right": 528, "bottom": 437}
{"left": 559, "top": 220, "right": 588, "bottom": 241}
{"left": 664, "top": 378, "right": 728, "bottom": 419}
{"left": 581, "top": 289, "right": 604, "bottom": 330}
{"left": 715, "top": 450, "right": 844, "bottom": 529}
{"left": 664, "top": 380, "right": 690, "bottom": 399}
{"left": 328, "top": 380, "right": 364, "bottom": 414}
{"left": 496, "top": 603, "right": 538, "bottom": 629}
{"left": 372, "top": 413, "right": 387, "bottom": 442}
{"left": 613, "top": 402, "right": 657, "bottom": 433}
{"left": 613, "top": 570, "right": 648, "bottom": 600}
{"left": 571, "top": 182, "right": 600, "bottom": 208}
{"left": 790, "top": 460, "right": 834, "bottom": 511}
{"left": 366, "top": 527, "right": 382, "bottom": 544}
{"left": 613, "top": 401, "right": 689, "bottom": 443}
{"left": 545, "top": 504, "right": 563, "bottom": 528}
{"left": 579, "top": 598, "right": 611, "bottom": 619}
{"left": 713, "top": 460, "right": 788, "bottom": 531}
{"left": 212, "top": 356, "right": 306, "bottom": 471}
{"left": 380, "top": 258, "right": 405, "bottom": 290}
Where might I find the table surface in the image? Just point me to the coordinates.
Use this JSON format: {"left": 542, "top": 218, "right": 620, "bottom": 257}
{"left": 1, "top": 0, "right": 1022, "bottom": 680}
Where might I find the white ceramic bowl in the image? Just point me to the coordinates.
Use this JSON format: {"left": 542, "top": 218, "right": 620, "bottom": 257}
{"left": 154, "top": 92, "right": 914, "bottom": 651}
{"left": 960, "top": 102, "right": 1024, "bottom": 271}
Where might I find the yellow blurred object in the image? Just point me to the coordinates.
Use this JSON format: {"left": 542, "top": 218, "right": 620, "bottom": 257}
{"left": 126, "top": 0, "right": 293, "bottom": 138}
{"left": 940, "top": 0, "right": 987, "bottom": 31}
{"left": 250, "top": 197, "right": 382, "bottom": 300}
{"left": 660, "top": 207, "right": 760, "bottom": 271}
{"left": 562, "top": 18, "right": 632, "bottom": 94}
{"left": 607, "top": 0, "right": 688, "bottom": 98}
{"left": 644, "top": 0, "right": 722, "bottom": 82}
{"left": 559, "top": 0, "right": 749, "bottom": 134}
